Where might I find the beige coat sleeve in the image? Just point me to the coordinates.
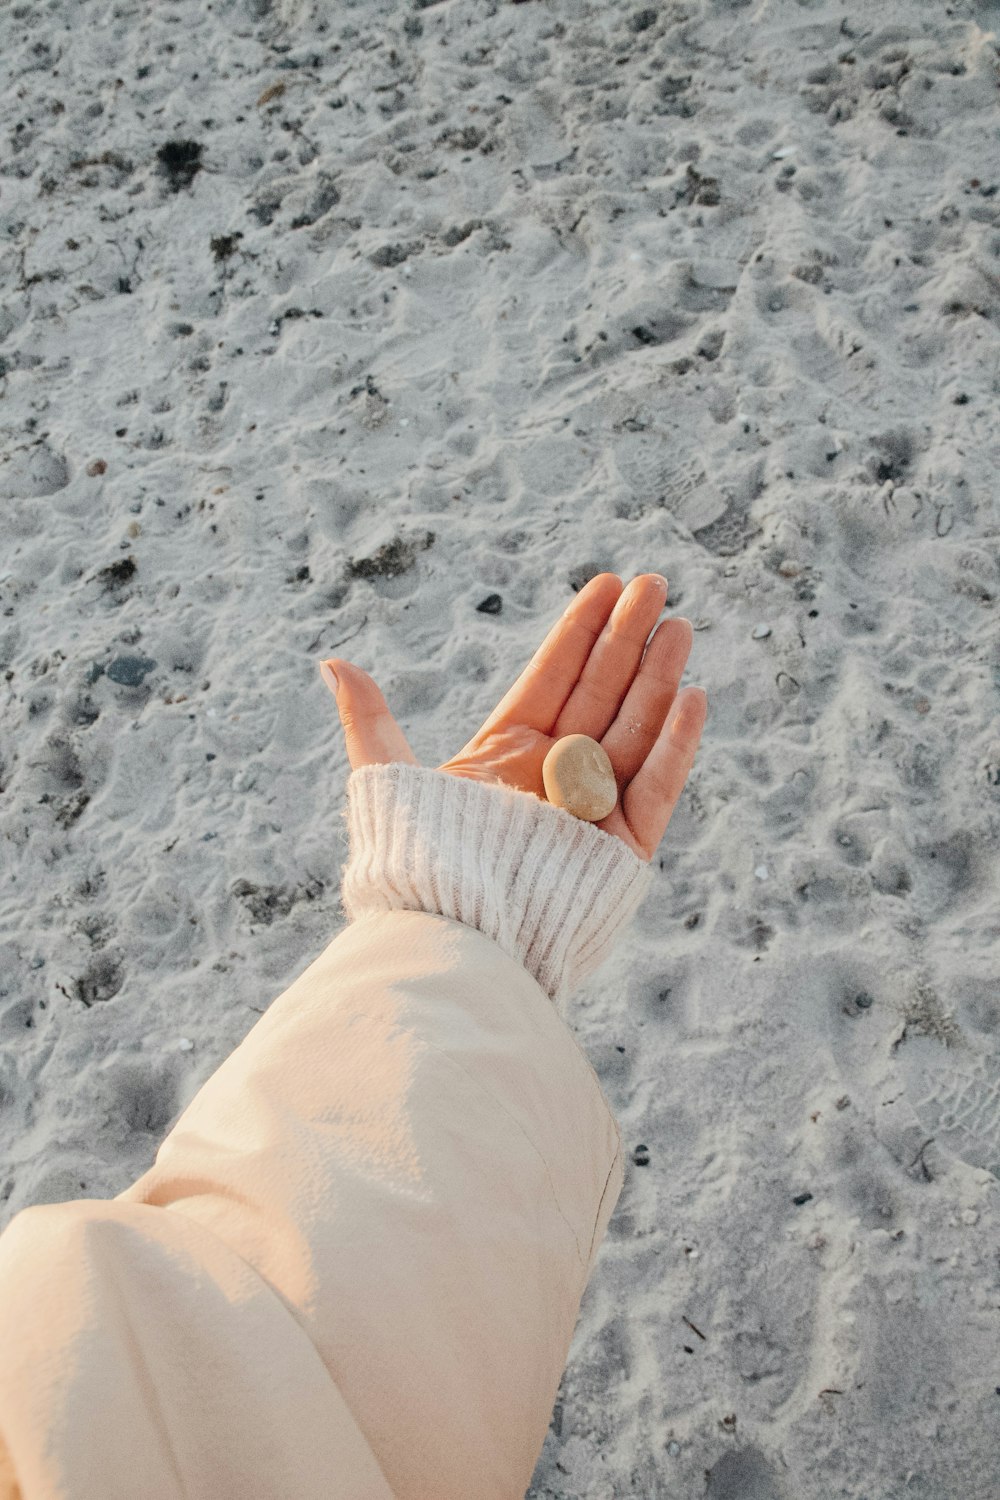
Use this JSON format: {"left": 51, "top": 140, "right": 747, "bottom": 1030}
{"left": 0, "top": 909, "right": 625, "bottom": 1500}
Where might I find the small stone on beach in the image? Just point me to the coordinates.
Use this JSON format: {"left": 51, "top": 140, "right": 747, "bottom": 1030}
{"left": 542, "top": 734, "right": 618, "bottom": 821}
{"left": 106, "top": 654, "right": 157, "bottom": 686}
{"left": 752, "top": 624, "right": 772, "bottom": 639}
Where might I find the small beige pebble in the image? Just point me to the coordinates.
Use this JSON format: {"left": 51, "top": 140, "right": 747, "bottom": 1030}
{"left": 542, "top": 734, "right": 618, "bottom": 822}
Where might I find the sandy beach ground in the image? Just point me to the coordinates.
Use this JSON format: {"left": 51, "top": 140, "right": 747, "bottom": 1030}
{"left": 2, "top": 0, "right": 1000, "bottom": 1494}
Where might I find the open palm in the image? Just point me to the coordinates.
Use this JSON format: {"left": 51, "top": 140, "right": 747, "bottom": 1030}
{"left": 321, "top": 572, "right": 707, "bottom": 863}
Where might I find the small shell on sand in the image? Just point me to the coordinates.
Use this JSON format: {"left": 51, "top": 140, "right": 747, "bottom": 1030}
{"left": 542, "top": 734, "right": 618, "bottom": 822}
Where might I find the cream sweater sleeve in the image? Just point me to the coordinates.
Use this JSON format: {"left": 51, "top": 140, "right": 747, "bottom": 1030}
{"left": 0, "top": 765, "right": 655, "bottom": 1500}
{"left": 339, "top": 762, "right": 655, "bottom": 1014}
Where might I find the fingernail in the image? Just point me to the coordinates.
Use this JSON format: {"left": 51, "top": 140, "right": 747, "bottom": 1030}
{"left": 319, "top": 661, "right": 339, "bottom": 694}
{"left": 652, "top": 574, "right": 668, "bottom": 590}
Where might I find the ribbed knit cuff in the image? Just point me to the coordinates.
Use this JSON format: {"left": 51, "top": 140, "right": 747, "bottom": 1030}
{"left": 338, "top": 763, "right": 655, "bottom": 1011}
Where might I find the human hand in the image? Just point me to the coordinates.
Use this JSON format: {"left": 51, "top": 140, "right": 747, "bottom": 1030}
{"left": 320, "top": 572, "right": 707, "bottom": 863}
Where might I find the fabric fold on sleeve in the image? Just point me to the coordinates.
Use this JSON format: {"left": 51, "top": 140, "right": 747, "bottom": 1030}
{"left": 0, "top": 909, "right": 626, "bottom": 1500}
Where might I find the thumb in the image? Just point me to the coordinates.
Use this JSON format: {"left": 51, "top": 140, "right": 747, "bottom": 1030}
{"left": 319, "top": 658, "right": 420, "bottom": 771}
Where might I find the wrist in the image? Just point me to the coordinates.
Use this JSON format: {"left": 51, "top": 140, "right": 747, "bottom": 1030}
{"left": 338, "top": 763, "right": 654, "bottom": 1010}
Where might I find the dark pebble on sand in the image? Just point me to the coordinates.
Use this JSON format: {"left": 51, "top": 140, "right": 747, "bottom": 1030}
{"left": 106, "top": 655, "right": 157, "bottom": 686}
{"left": 855, "top": 991, "right": 874, "bottom": 1010}
{"left": 632, "top": 1145, "right": 651, "bottom": 1167}
{"left": 156, "top": 139, "right": 204, "bottom": 193}
{"left": 793, "top": 1192, "right": 813, "bottom": 1205}
{"left": 94, "top": 556, "right": 137, "bottom": 591}
{"left": 477, "top": 594, "right": 502, "bottom": 614}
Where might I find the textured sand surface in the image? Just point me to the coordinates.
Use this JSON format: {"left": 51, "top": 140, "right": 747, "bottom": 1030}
{"left": 2, "top": 0, "right": 1000, "bottom": 1495}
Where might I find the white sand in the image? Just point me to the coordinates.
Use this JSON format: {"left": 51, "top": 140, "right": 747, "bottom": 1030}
{"left": 2, "top": 0, "right": 1000, "bottom": 1493}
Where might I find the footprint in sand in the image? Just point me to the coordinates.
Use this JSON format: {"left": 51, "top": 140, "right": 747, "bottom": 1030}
{"left": 897, "top": 1035, "right": 1000, "bottom": 1179}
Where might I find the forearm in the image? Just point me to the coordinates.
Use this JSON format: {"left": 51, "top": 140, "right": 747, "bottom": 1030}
{"left": 0, "top": 763, "right": 648, "bottom": 1499}
{"left": 115, "top": 907, "right": 624, "bottom": 1498}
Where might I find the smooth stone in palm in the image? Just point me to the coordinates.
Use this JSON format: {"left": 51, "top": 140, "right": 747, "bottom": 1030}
{"left": 542, "top": 734, "right": 619, "bottom": 822}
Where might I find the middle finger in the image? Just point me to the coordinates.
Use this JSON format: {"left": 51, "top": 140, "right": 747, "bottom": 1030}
{"left": 551, "top": 574, "right": 669, "bottom": 742}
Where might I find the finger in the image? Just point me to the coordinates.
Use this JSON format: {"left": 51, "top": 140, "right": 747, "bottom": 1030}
{"left": 478, "top": 572, "right": 624, "bottom": 736}
{"left": 599, "top": 616, "right": 694, "bottom": 787}
{"left": 620, "top": 685, "right": 707, "bottom": 860}
{"left": 321, "top": 658, "right": 420, "bottom": 771}
{"left": 552, "top": 574, "right": 670, "bottom": 742}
